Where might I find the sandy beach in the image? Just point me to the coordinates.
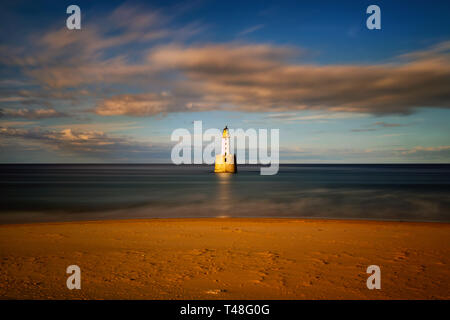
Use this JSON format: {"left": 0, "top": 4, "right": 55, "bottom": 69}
{"left": 0, "top": 218, "right": 449, "bottom": 299}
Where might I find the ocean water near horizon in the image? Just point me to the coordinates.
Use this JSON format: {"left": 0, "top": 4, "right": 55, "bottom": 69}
{"left": 0, "top": 164, "right": 449, "bottom": 224}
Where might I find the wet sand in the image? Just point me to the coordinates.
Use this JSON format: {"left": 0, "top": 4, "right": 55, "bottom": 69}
{"left": 0, "top": 218, "right": 449, "bottom": 299}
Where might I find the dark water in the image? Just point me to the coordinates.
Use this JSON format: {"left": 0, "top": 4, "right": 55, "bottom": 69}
{"left": 0, "top": 164, "right": 449, "bottom": 223}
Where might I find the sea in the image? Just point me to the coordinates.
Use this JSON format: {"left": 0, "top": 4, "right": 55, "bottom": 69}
{"left": 0, "top": 164, "right": 449, "bottom": 223}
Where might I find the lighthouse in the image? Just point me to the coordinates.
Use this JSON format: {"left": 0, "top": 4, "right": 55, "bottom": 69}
{"left": 214, "top": 126, "right": 237, "bottom": 173}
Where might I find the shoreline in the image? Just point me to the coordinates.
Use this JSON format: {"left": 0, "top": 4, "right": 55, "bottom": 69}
{"left": 1, "top": 218, "right": 449, "bottom": 299}
{"left": 1, "top": 216, "right": 449, "bottom": 226}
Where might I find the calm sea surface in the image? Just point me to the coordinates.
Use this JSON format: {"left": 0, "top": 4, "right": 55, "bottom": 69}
{"left": 0, "top": 164, "right": 449, "bottom": 223}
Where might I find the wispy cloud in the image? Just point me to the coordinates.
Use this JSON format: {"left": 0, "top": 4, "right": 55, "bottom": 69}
{"left": 372, "top": 121, "right": 407, "bottom": 128}
{"left": 279, "top": 145, "right": 450, "bottom": 162}
{"left": 351, "top": 121, "right": 410, "bottom": 132}
{"left": 0, "top": 108, "right": 67, "bottom": 119}
{"left": 267, "top": 112, "right": 368, "bottom": 122}
{"left": 237, "top": 24, "right": 264, "bottom": 36}
{"left": 400, "top": 145, "right": 450, "bottom": 155}
{"left": 350, "top": 128, "right": 377, "bottom": 132}
{"left": 0, "top": 126, "right": 170, "bottom": 161}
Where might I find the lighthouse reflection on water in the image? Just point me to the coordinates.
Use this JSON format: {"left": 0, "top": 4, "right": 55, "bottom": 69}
{"left": 216, "top": 173, "right": 232, "bottom": 217}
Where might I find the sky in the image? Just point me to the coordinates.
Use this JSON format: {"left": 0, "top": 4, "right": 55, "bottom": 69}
{"left": 0, "top": 0, "right": 449, "bottom": 163}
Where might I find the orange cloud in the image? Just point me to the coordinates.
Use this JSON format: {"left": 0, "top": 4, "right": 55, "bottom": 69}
{"left": 0, "top": 108, "right": 67, "bottom": 119}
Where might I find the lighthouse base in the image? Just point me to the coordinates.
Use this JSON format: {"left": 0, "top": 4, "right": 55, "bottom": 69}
{"left": 214, "top": 154, "right": 237, "bottom": 173}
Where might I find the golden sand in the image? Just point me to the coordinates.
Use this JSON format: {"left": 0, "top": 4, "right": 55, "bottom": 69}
{"left": 0, "top": 218, "right": 449, "bottom": 299}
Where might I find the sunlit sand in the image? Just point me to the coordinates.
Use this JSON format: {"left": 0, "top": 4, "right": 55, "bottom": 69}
{"left": 0, "top": 218, "right": 448, "bottom": 299}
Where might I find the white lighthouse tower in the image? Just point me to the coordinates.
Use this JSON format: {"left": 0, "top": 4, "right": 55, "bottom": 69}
{"left": 214, "top": 126, "right": 237, "bottom": 173}
{"left": 221, "top": 126, "right": 230, "bottom": 156}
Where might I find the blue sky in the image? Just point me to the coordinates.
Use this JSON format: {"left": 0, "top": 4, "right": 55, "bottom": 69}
{"left": 0, "top": 0, "right": 449, "bottom": 163}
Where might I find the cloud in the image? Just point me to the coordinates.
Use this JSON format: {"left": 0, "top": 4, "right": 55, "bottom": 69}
{"left": 1, "top": 4, "right": 450, "bottom": 118}
{"left": 2, "top": 124, "right": 449, "bottom": 163}
{"left": 0, "top": 126, "right": 170, "bottom": 161}
{"left": 400, "top": 146, "right": 450, "bottom": 155}
{"left": 350, "top": 128, "right": 377, "bottom": 132}
{"left": 350, "top": 121, "right": 410, "bottom": 132}
{"left": 0, "top": 4, "right": 202, "bottom": 117}
{"left": 0, "top": 97, "right": 29, "bottom": 102}
{"left": 0, "top": 108, "right": 67, "bottom": 119}
{"left": 372, "top": 121, "right": 407, "bottom": 128}
{"left": 149, "top": 42, "right": 450, "bottom": 114}
{"left": 279, "top": 145, "right": 450, "bottom": 162}
{"left": 95, "top": 92, "right": 193, "bottom": 116}
{"left": 149, "top": 43, "right": 294, "bottom": 74}
{"left": 0, "top": 4, "right": 198, "bottom": 89}
{"left": 267, "top": 112, "right": 367, "bottom": 122}
{"left": 237, "top": 24, "right": 264, "bottom": 36}
{"left": 98, "top": 41, "right": 450, "bottom": 116}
